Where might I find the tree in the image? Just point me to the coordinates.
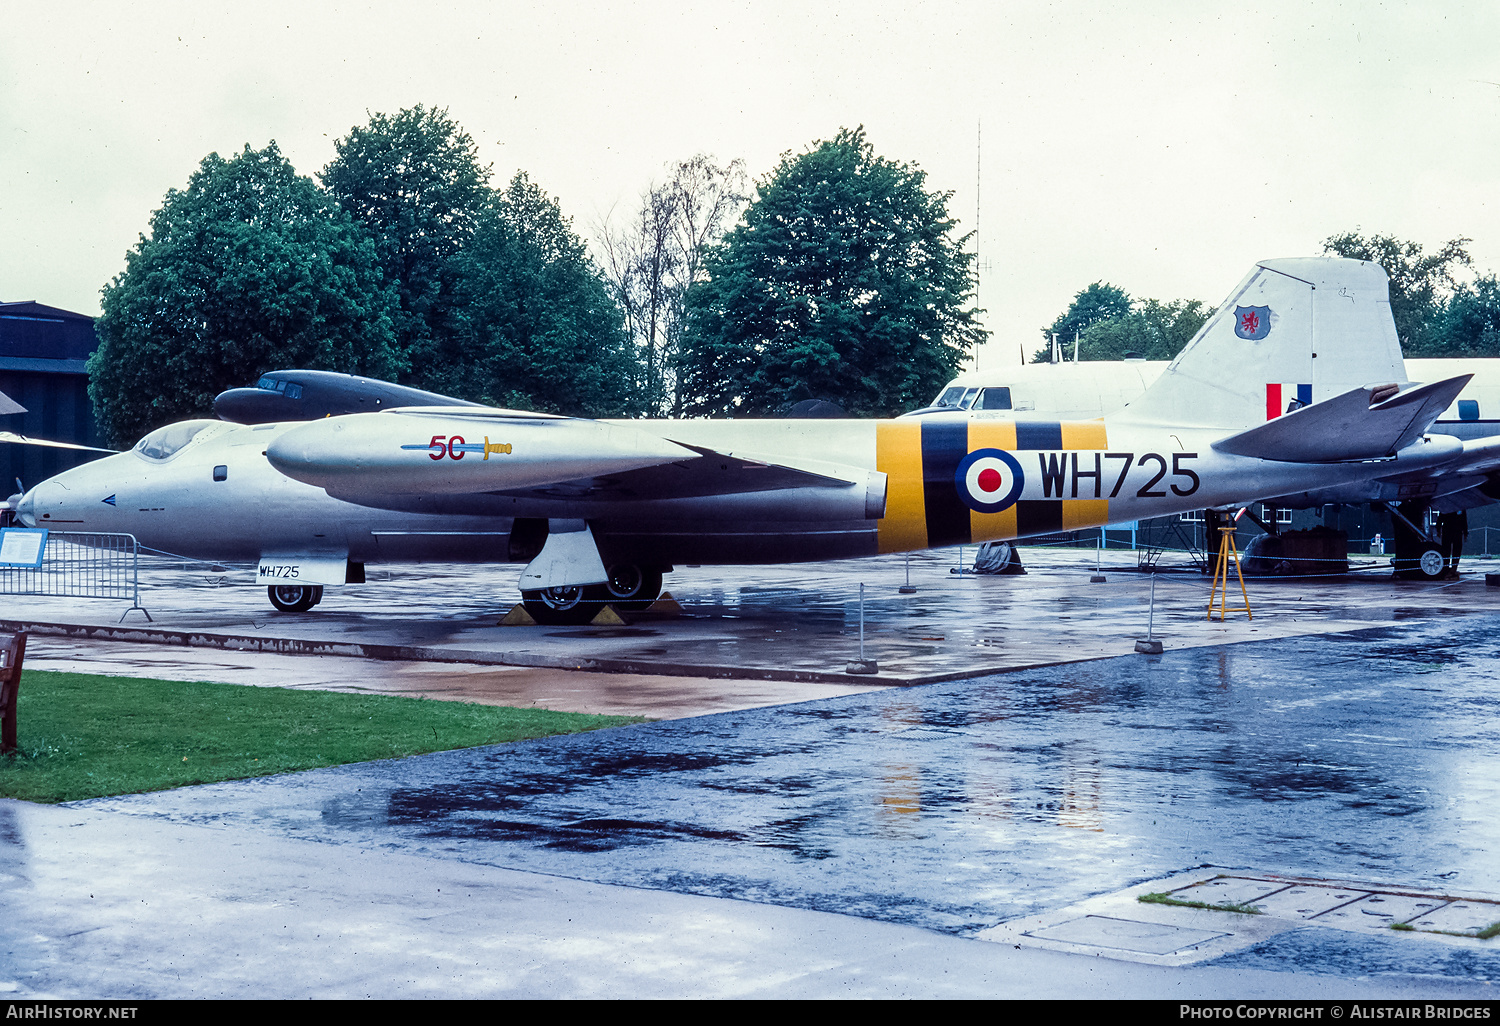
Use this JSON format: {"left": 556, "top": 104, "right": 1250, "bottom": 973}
{"left": 450, "top": 173, "right": 640, "bottom": 416}
{"left": 1033, "top": 282, "right": 1132, "bottom": 362}
{"left": 90, "top": 143, "right": 398, "bottom": 448}
{"left": 677, "top": 127, "right": 984, "bottom": 417}
{"left": 1431, "top": 275, "right": 1500, "bottom": 357}
{"left": 1321, "top": 230, "right": 1472, "bottom": 354}
{"left": 320, "top": 106, "right": 491, "bottom": 389}
{"left": 1076, "top": 298, "right": 1210, "bottom": 361}
{"left": 598, "top": 155, "right": 747, "bottom": 415}
{"left": 1035, "top": 287, "right": 1208, "bottom": 363}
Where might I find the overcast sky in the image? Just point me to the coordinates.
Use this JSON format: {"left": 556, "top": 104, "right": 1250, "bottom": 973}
{"left": 4, "top": 2, "right": 1499, "bottom": 370}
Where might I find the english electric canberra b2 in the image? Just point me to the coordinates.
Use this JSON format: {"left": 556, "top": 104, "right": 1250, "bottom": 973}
{"left": 17, "top": 258, "right": 1498, "bottom": 621}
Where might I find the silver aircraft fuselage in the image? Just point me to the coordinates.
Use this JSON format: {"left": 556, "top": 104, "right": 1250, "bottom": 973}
{"left": 15, "top": 420, "right": 513, "bottom": 564}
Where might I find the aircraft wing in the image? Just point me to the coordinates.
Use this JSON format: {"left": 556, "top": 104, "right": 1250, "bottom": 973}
{"left": 0, "top": 431, "right": 118, "bottom": 454}
{"left": 491, "top": 441, "right": 861, "bottom": 501}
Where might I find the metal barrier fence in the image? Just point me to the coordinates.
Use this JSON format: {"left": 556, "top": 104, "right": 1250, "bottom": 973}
{"left": 0, "top": 532, "right": 151, "bottom": 622}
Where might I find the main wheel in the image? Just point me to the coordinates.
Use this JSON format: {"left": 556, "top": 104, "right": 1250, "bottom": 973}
{"left": 268, "top": 584, "right": 322, "bottom": 612}
{"left": 521, "top": 586, "right": 600, "bottom": 626}
{"left": 587, "top": 564, "right": 663, "bottom": 611}
{"left": 1417, "top": 548, "right": 1445, "bottom": 579}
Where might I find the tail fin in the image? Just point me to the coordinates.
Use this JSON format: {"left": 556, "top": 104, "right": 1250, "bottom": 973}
{"left": 1118, "top": 258, "right": 1407, "bottom": 430}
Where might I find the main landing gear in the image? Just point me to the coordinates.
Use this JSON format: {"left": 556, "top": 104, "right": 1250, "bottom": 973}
{"left": 267, "top": 584, "right": 323, "bottom": 612}
{"left": 1385, "top": 501, "right": 1446, "bottom": 581}
{"left": 521, "top": 564, "right": 664, "bottom": 625}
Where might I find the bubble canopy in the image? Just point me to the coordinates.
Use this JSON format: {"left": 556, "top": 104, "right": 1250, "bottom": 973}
{"left": 132, "top": 420, "right": 228, "bottom": 461}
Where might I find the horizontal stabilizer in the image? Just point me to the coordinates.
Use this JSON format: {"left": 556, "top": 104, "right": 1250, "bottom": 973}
{"left": 1211, "top": 375, "right": 1472, "bottom": 463}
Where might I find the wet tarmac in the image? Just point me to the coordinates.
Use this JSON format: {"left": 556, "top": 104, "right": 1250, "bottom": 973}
{"left": 5, "top": 548, "right": 1500, "bottom": 997}
{"left": 75, "top": 617, "right": 1500, "bottom": 934}
{"left": 9, "top": 545, "right": 1500, "bottom": 688}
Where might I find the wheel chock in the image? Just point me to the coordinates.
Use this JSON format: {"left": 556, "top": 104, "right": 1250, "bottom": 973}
{"left": 499, "top": 604, "right": 537, "bottom": 626}
{"left": 646, "top": 592, "right": 685, "bottom": 615}
{"left": 590, "top": 605, "right": 628, "bottom": 626}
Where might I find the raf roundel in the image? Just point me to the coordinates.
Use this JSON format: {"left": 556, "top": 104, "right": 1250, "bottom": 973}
{"left": 954, "top": 448, "right": 1025, "bottom": 514}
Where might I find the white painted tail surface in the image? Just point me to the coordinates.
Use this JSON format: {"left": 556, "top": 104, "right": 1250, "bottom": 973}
{"left": 1119, "top": 258, "right": 1407, "bottom": 431}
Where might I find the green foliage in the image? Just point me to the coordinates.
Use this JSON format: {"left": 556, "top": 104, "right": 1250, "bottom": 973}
{"left": 1035, "top": 286, "right": 1208, "bottom": 363}
{"left": 1428, "top": 275, "right": 1500, "bottom": 358}
{"left": 1034, "top": 282, "right": 1133, "bottom": 362}
{"left": 451, "top": 173, "right": 641, "bottom": 416}
{"left": 1076, "top": 298, "right": 1211, "bottom": 361}
{"left": 320, "top": 105, "right": 493, "bottom": 389}
{"left": 1321, "top": 230, "right": 1472, "bottom": 353}
{"left": 90, "top": 143, "right": 399, "bottom": 448}
{"left": 1, "top": 670, "right": 642, "bottom": 803}
{"left": 678, "top": 127, "right": 985, "bottom": 417}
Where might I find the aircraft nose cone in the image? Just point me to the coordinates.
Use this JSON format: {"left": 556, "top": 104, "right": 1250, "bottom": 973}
{"left": 13, "top": 479, "right": 73, "bottom": 529}
{"left": 14, "top": 486, "right": 40, "bottom": 527}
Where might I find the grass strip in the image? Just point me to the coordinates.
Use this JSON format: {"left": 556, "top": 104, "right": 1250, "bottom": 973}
{"left": 1138, "top": 891, "right": 1264, "bottom": 915}
{"left": 1392, "top": 921, "right": 1500, "bottom": 939}
{"left": 1, "top": 670, "right": 644, "bottom": 803}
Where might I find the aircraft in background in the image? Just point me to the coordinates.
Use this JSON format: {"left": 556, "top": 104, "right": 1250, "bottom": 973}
{"left": 16, "top": 257, "right": 1495, "bottom": 621}
{"left": 910, "top": 357, "right": 1500, "bottom": 444}
{"left": 905, "top": 343, "right": 1500, "bottom": 574}
{"left": 213, "top": 370, "right": 481, "bottom": 424}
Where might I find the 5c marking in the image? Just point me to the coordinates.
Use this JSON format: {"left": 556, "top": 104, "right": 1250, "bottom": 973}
{"left": 418, "top": 436, "right": 514, "bottom": 460}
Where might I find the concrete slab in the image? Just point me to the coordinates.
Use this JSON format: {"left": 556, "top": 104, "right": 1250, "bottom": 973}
{"left": 1409, "top": 900, "right": 1500, "bottom": 936}
{"left": 980, "top": 867, "right": 1500, "bottom": 969}
{"left": 1024, "top": 915, "right": 1232, "bottom": 955}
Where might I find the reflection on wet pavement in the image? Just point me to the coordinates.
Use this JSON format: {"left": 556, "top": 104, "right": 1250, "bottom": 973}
{"left": 82, "top": 615, "right": 1500, "bottom": 968}
{"left": 15, "top": 548, "right": 1500, "bottom": 686}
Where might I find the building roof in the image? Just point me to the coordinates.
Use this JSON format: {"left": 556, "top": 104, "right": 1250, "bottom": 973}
{"left": 0, "top": 300, "right": 97, "bottom": 368}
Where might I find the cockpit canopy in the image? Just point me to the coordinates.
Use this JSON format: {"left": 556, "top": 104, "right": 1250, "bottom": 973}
{"left": 256, "top": 376, "right": 303, "bottom": 399}
{"left": 132, "top": 420, "right": 227, "bottom": 461}
{"left": 931, "top": 385, "right": 1012, "bottom": 411}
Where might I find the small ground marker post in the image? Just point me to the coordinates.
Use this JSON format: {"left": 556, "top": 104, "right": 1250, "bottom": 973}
{"left": 846, "top": 583, "right": 878, "bottom": 674}
{"left": 1091, "top": 527, "right": 1107, "bottom": 583}
{"left": 1208, "top": 514, "right": 1252, "bottom": 622}
{"left": 899, "top": 553, "right": 916, "bottom": 594}
{"left": 0, "top": 630, "right": 27, "bottom": 754}
{"left": 1135, "top": 574, "right": 1163, "bottom": 653}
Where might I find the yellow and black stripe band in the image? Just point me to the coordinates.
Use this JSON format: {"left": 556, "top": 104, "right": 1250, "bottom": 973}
{"left": 876, "top": 419, "right": 1109, "bottom": 553}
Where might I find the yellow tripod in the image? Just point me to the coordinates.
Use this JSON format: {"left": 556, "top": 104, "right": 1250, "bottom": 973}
{"left": 1207, "top": 526, "right": 1252, "bottom": 621}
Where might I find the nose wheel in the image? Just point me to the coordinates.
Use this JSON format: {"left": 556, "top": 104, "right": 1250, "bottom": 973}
{"left": 268, "top": 584, "right": 323, "bottom": 612}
